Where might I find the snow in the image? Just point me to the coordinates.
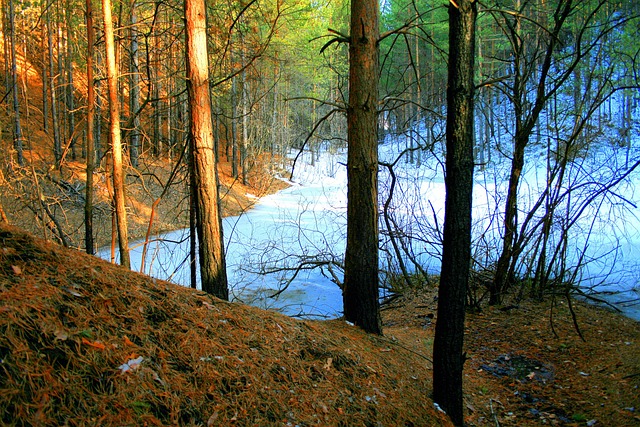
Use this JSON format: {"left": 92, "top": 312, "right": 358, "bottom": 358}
{"left": 98, "top": 138, "right": 640, "bottom": 321}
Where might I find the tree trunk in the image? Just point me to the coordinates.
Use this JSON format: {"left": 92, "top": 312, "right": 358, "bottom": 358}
{"left": 47, "top": 11, "right": 62, "bottom": 168}
{"left": 65, "top": 5, "right": 77, "bottom": 161}
{"left": 342, "top": 0, "right": 382, "bottom": 335}
{"left": 102, "top": 0, "right": 130, "bottom": 268}
{"left": 185, "top": 0, "right": 229, "bottom": 299}
{"left": 129, "top": 1, "right": 140, "bottom": 168}
{"left": 8, "top": 0, "right": 24, "bottom": 166}
{"left": 84, "top": 0, "right": 96, "bottom": 255}
{"left": 432, "top": 1, "right": 477, "bottom": 425}
{"left": 491, "top": 0, "right": 574, "bottom": 305}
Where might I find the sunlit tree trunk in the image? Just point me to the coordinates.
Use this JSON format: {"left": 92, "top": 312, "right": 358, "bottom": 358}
{"left": 129, "top": 2, "right": 140, "bottom": 168}
{"left": 185, "top": 0, "right": 229, "bottom": 299}
{"left": 432, "top": 2, "right": 477, "bottom": 425}
{"left": 84, "top": 0, "right": 96, "bottom": 255}
{"left": 102, "top": 0, "right": 130, "bottom": 268}
{"left": 343, "top": 0, "right": 382, "bottom": 335}
{"left": 65, "top": 5, "right": 76, "bottom": 160}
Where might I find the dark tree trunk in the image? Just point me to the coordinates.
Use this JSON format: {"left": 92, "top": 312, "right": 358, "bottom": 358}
{"left": 9, "top": 0, "right": 24, "bottom": 166}
{"left": 491, "top": 0, "right": 574, "bottom": 305}
{"left": 47, "top": 11, "right": 62, "bottom": 168}
{"left": 342, "top": 0, "right": 382, "bottom": 335}
{"left": 84, "top": 0, "right": 96, "bottom": 255}
{"left": 185, "top": 0, "right": 229, "bottom": 299}
{"left": 432, "top": 1, "right": 477, "bottom": 425}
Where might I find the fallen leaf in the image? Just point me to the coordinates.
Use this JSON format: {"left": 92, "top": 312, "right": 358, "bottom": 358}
{"left": 11, "top": 265, "right": 21, "bottom": 275}
{"left": 81, "top": 337, "right": 106, "bottom": 350}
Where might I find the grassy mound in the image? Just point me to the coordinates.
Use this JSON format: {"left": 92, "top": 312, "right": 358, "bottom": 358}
{"left": 0, "top": 224, "right": 449, "bottom": 426}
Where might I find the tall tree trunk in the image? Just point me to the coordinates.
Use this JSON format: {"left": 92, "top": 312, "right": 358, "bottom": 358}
{"left": 65, "top": 5, "right": 76, "bottom": 160}
{"left": 102, "top": 0, "right": 130, "bottom": 268}
{"left": 47, "top": 11, "right": 62, "bottom": 167}
{"left": 129, "top": 1, "right": 140, "bottom": 168}
{"left": 432, "top": 1, "right": 477, "bottom": 425}
{"left": 343, "top": 0, "right": 382, "bottom": 335}
{"left": 8, "top": 0, "right": 24, "bottom": 166}
{"left": 241, "top": 41, "right": 248, "bottom": 186}
{"left": 94, "top": 55, "right": 103, "bottom": 164}
{"left": 231, "top": 53, "right": 239, "bottom": 178}
{"left": 185, "top": 0, "right": 229, "bottom": 299}
{"left": 84, "top": 0, "right": 96, "bottom": 255}
{"left": 41, "top": 15, "right": 48, "bottom": 135}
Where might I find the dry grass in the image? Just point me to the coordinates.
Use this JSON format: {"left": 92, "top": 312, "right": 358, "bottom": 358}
{"left": 0, "top": 224, "right": 451, "bottom": 426}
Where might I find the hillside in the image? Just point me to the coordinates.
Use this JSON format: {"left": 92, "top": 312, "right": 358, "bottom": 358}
{"left": 0, "top": 223, "right": 451, "bottom": 426}
{"left": 2, "top": 223, "right": 640, "bottom": 426}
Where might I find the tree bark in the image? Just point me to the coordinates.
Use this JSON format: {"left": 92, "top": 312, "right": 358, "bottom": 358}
{"left": 343, "top": 0, "right": 382, "bottom": 335}
{"left": 47, "top": 11, "right": 61, "bottom": 168}
{"left": 8, "top": 0, "right": 24, "bottom": 166}
{"left": 185, "top": 0, "right": 229, "bottom": 299}
{"left": 102, "top": 0, "right": 131, "bottom": 268}
{"left": 432, "top": 1, "right": 477, "bottom": 425}
{"left": 129, "top": 1, "right": 140, "bottom": 168}
{"left": 84, "top": 0, "right": 96, "bottom": 255}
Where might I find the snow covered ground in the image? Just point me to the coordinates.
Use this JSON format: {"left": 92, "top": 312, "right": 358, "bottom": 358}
{"left": 98, "top": 139, "right": 640, "bottom": 321}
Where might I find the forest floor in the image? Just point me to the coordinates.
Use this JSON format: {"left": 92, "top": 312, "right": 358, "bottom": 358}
{"left": 383, "top": 289, "right": 640, "bottom": 426}
{"left": 1, "top": 220, "right": 639, "bottom": 426}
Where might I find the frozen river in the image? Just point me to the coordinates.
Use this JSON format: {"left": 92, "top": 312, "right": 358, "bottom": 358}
{"left": 99, "top": 144, "right": 640, "bottom": 321}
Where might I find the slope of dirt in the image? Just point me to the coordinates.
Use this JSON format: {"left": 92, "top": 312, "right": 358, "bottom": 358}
{"left": 0, "top": 224, "right": 451, "bottom": 426}
{"left": 0, "top": 147, "right": 290, "bottom": 252}
{"left": 383, "top": 289, "right": 640, "bottom": 426}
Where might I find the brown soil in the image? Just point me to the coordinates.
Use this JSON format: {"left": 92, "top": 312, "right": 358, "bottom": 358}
{"left": 383, "top": 289, "right": 640, "bottom": 426}
{"left": 0, "top": 223, "right": 450, "bottom": 426}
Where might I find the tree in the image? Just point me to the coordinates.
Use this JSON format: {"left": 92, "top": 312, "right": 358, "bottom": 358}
{"left": 432, "top": 0, "right": 477, "bottom": 425}
{"left": 342, "top": 0, "right": 382, "bottom": 334}
{"left": 129, "top": 1, "right": 140, "bottom": 168}
{"left": 8, "top": 0, "right": 24, "bottom": 166}
{"left": 485, "top": 0, "right": 640, "bottom": 304}
{"left": 84, "top": 0, "right": 95, "bottom": 255}
{"left": 102, "top": 0, "right": 131, "bottom": 268}
{"left": 185, "top": 0, "right": 229, "bottom": 299}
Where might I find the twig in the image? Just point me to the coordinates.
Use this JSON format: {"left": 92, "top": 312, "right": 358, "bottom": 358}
{"left": 489, "top": 398, "right": 501, "bottom": 427}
